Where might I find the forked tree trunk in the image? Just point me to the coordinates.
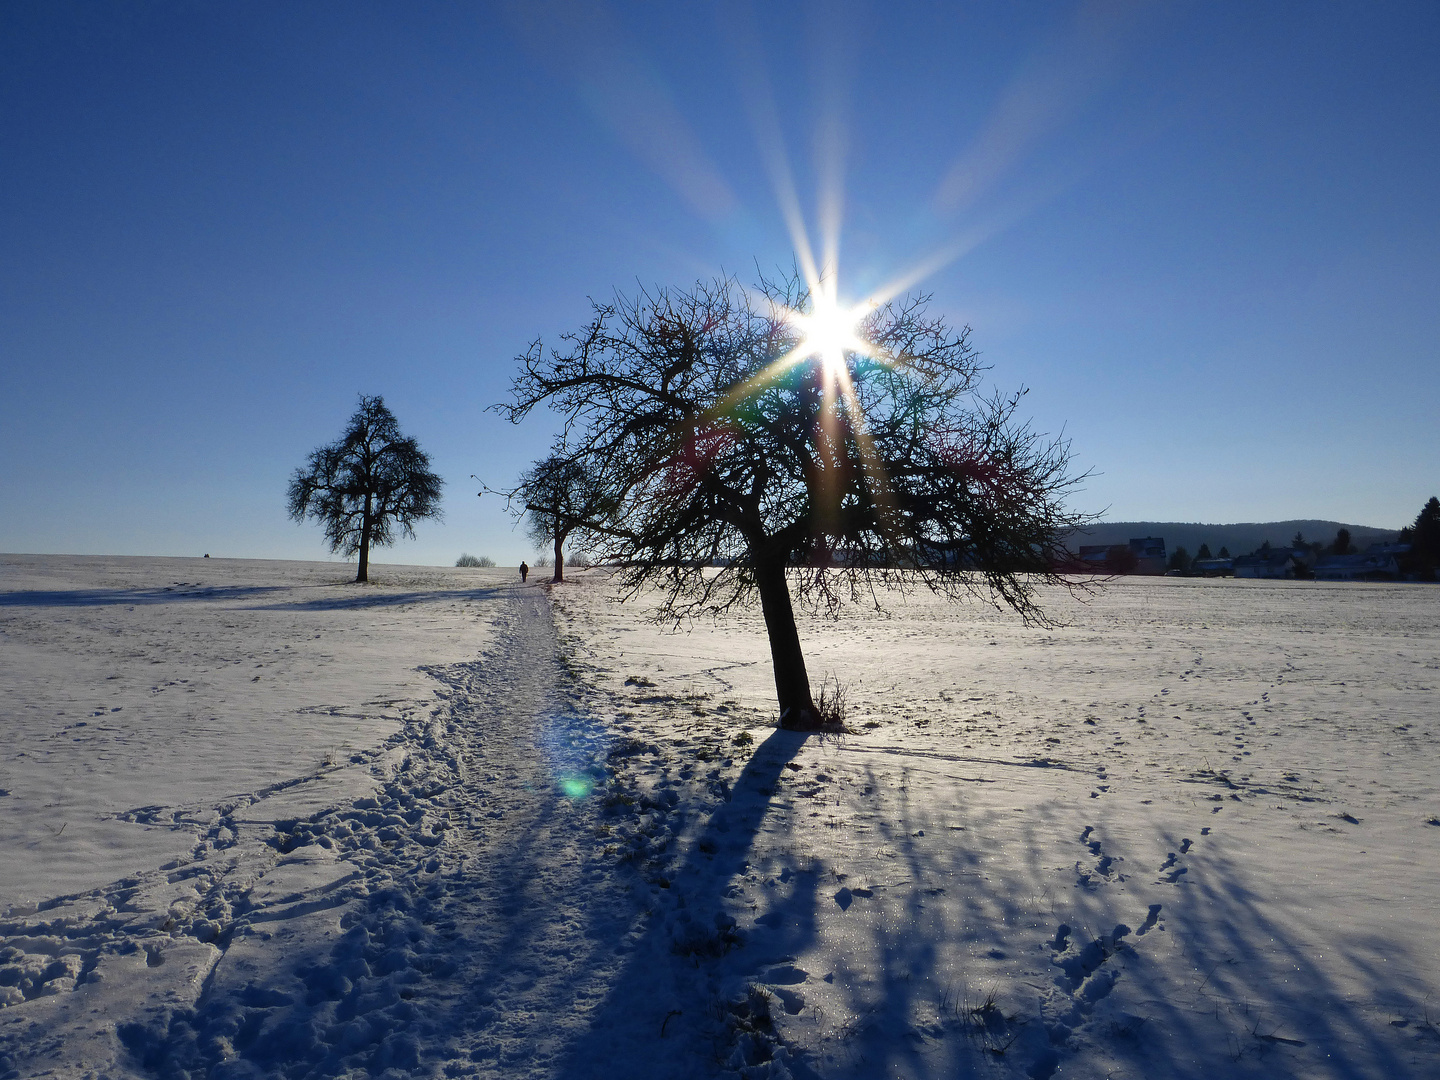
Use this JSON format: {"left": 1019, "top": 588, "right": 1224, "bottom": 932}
{"left": 754, "top": 559, "right": 818, "bottom": 729}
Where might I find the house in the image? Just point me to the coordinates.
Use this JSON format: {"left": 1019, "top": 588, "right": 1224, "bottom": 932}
{"left": 1068, "top": 537, "right": 1168, "bottom": 575}
{"left": 1129, "top": 537, "right": 1167, "bottom": 576}
{"left": 1313, "top": 542, "right": 1409, "bottom": 582}
{"left": 1233, "top": 552, "right": 1301, "bottom": 579}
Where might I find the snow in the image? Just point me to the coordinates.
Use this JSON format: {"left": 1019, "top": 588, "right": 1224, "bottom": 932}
{"left": 2, "top": 554, "right": 1438, "bottom": 1078}
{"left": 0, "top": 555, "right": 502, "bottom": 910}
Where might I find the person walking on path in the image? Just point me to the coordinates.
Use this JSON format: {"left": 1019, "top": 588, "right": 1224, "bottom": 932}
{"left": 519, "top": 561, "right": 529, "bottom": 583}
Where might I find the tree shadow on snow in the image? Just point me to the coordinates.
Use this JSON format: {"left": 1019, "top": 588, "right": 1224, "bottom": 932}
{"left": 0, "top": 583, "right": 507, "bottom": 610}
{"left": 0, "top": 585, "right": 297, "bottom": 606}
{"left": 554, "top": 726, "right": 828, "bottom": 1078}
{"left": 556, "top": 735, "right": 1436, "bottom": 1080}
{"left": 242, "top": 586, "right": 508, "bottom": 611}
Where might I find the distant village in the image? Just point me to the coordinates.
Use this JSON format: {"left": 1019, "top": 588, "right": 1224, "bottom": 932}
{"left": 1073, "top": 532, "right": 1415, "bottom": 581}
{"left": 1065, "top": 496, "right": 1440, "bottom": 582}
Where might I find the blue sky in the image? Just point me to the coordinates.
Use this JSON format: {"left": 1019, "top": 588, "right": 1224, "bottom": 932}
{"left": 3, "top": 1, "right": 1437, "bottom": 566}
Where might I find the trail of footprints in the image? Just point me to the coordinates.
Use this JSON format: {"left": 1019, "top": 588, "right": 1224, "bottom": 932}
{"left": 1073, "top": 818, "right": 1209, "bottom": 892}
{"left": 1031, "top": 821, "right": 1209, "bottom": 1077}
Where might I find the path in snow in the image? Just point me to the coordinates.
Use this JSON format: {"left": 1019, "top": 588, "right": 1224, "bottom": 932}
{"left": 0, "top": 581, "right": 655, "bottom": 1079}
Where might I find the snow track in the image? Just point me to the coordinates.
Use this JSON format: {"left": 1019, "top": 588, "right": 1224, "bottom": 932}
{"left": 1, "top": 584, "right": 645, "bottom": 1079}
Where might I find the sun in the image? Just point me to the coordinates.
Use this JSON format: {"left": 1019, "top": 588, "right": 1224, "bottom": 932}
{"left": 791, "top": 294, "right": 871, "bottom": 377}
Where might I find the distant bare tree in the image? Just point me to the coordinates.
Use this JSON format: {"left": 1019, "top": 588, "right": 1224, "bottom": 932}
{"left": 287, "top": 396, "right": 443, "bottom": 583}
{"left": 515, "top": 453, "right": 615, "bottom": 583}
{"left": 498, "top": 274, "right": 1088, "bottom": 728}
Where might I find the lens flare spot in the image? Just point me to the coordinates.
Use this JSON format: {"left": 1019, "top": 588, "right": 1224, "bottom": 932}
{"left": 559, "top": 775, "right": 594, "bottom": 800}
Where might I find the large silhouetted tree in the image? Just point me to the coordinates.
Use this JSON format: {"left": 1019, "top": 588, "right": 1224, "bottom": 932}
{"left": 287, "top": 395, "right": 443, "bottom": 582}
{"left": 499, "top": 275, "right": 1088, "bottom": 729}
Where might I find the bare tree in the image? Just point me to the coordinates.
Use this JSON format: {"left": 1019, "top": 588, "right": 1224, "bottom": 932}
{"left": 287, "top": 395, "right": 443, "bottom": 582}
{"left": 515, "top": 453, "right": 614, "bottom": 583}
{"left": 498, "top": 275, "right": 1088, "bottom": 729}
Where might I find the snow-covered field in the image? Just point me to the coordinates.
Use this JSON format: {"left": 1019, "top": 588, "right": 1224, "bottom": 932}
{"left": 2, "top": 554, "right": 1438, "bottom": 1079}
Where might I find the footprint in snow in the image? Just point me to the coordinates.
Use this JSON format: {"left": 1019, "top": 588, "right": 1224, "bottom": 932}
{"left": 833, "top": 886, "right": 873, "bottom": 910}
{"left": 1136, "top": 904, "right": 1163, "bottom": 936}
{"left": 762, "top": 963, "right": 808, "bottom": 985}
{"left": 1047, "top": 921, "right": 1131, "bottom": 992}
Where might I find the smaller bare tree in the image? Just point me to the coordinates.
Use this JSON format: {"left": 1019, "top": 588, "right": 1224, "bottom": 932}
{"left": 287, "top": 395, "right": 443, "bottom": 582}
{"left": 515, "top": 453, "right": 616, "bottom": 583}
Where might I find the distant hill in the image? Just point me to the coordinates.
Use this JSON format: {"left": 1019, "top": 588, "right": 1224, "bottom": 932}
{"left": 1068, "top": 520, "right": 1399, "bottom": 557}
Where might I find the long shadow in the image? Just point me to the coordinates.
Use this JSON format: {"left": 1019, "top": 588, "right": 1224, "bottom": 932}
{"left": 242, "top": 586, "right": 508, "bottom": 611}
{"left": 50, "top": 568, "right": 1432, "bottom": 1080}
{"left": 794, "top": 767, "right": 1432, "bottom": 1079}
{"left": 0, "top": 585, "right": 297, "bottom": 607}
{"left": 0, "top": 584, "right": 508, "bottom": 611}
{"left": 554, "top": 726, "right": 823, "bottom": 1078}
{"left": 556, "top": 734, "right": 1437, "bottom": 1080}
{"left": 1089, "top": 817, "right": 1431, "bottom": 1079}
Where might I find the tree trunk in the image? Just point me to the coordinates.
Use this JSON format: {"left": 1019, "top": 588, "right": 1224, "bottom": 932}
{"left": 754, "top": 559, "right": 818, "bottom": 729}
{"left": 357, "top": 497, "right": 371, "bottom": 583}
{"left": 552, "top": 528, "right": 565, "bottom": 584}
